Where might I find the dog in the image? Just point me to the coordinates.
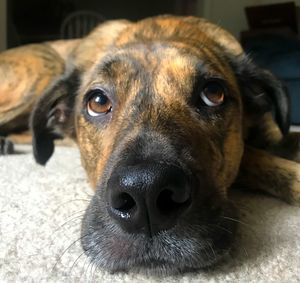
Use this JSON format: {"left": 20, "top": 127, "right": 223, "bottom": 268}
{"left": 1, "top": 15, "right": 300, "bottom": 274}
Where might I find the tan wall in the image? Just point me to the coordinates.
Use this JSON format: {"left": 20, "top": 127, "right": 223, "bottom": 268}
{"left": 197, "top": 0, "right": 300, "bottom": 39}
{"left": 0, "top": 0, "right": 6, "bottom": 51}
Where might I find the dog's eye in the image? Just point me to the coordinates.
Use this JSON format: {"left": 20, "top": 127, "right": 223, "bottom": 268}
{"left": 87, "top": 90, "right": 112, "bottom": 116}
{"left": 200, "top": 81, "right": 225, "bottom": 107}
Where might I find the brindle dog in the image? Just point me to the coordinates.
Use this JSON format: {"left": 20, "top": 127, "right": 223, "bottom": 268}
{"left": 1, "top": 15, "right": 300, "bottom": 274}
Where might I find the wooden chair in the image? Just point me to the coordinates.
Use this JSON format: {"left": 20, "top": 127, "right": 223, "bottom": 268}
{"left": 60, "top": 10, "right": 105, "bottom": 39}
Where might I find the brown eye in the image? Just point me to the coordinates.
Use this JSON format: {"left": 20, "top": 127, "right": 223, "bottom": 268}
{"left": 200, "top": 81, "right": 225, "bottom": 107}
{"left": 87, "top": 90, "right": 112, "bottom": 117}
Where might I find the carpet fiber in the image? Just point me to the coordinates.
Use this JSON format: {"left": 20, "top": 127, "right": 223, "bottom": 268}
{"left": 0, "top": 145, "right": 300, "bottom": 282}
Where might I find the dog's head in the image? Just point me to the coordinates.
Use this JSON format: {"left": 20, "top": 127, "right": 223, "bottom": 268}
{"left": 30, "top": 16, "right": 289, "bottom": 273}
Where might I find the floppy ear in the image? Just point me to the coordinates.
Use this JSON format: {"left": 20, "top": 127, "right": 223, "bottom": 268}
{"left": 232, "top": 55, "right": 290, "bottom": 136}
{"left": 30, "top": 69, "right": 80, "bottom": 165}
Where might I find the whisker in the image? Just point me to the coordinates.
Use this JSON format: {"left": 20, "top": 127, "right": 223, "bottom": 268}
{"left": 69, "top": 240, "right": 96, "bottom": 280}
{"left": 85, "top": 256, "right": 96, "bottom": 282}
{"left": 69, "top": 250, "right": 87, "bottom": 278}
{"left": 55, "top": 214, "right": 85, "bottom": 233}
{"left": 208, "top": 242, "right": 217, "bottom": 262}
{"left": 242, "top": 246, "right": 249, "bottom": 258}
{"left": 51, "top": 232, "right": 94, "bottom": 274}
{"left": 59, "top": 209, "right": 86, "bottom": 224}
{"left": 53, "top": 198, "right": 91, "bottom": 215}
{"left": 81, "top": 251, "right": 92, "bottom": 282}
{"left": 202, "top": 241, "right": 212, "bottom": 261}
{"left": 90, "top": 259, "right": 101, "bottom": 283}
{"left": 221, "top": 216, "right": 254, "bottom": 230}
{"left": 208, "top": 223, "right": 233, "bottom": 234}
{"left": 49, "top": 210, "right": 86, "bottom": 246}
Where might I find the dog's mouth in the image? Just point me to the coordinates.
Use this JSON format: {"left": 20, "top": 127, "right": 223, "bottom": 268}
{"left": 79, "top": 155, "right": 238, "bottom": 274}
{"left": 81, "top": 192, "right": 238, "bottom": 274}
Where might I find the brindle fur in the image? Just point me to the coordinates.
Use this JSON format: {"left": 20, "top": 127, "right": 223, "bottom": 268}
{"left": 0, "top": 15, "right": 299, "bottom": 273}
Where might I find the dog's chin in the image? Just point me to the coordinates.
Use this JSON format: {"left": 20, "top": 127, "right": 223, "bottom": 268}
{"left": 81, "top": 197, "right": 238, "bottom": 275}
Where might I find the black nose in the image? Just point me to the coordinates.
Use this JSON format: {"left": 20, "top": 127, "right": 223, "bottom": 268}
{"left": 107, "top": 163, "right": 192, "bottom": 236}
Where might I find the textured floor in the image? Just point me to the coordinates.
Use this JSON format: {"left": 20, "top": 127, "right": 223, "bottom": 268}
{"left": 0, "top": 145, "right": 300, "bottom": 283}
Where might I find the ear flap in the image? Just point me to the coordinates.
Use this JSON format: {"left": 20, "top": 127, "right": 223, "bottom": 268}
{"left": 232, "top": 55, "right": 290, "bottom": 136}
{"left": 30, "top": 69, "right": 80, "bottom": 165}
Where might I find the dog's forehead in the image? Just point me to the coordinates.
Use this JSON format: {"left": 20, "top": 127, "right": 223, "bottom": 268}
{"left": 79, "top": 16, "right": 238, "bottom": 86}
{"left": 89, "top": 43, "right": 202, "bottom": 85}
{"left": 113, "top": 15, "right": 239, "bottom": 54}
{"left": 80, "top": 41, "right": 235, "bottom": 101}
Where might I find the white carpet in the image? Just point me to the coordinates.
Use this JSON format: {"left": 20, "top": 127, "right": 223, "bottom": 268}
{"left": 0, "top": 145, "right": 300, "bottom": 283}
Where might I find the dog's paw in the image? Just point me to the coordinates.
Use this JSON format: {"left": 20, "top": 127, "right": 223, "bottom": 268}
{"left": 288, "top": 192, "right": 300, "bottom": 207}
{"left": 285, "top": 195, "right": 300, "bottom": 207}
{"left": 284, "top": 172, "right": 300, "bottom": 206}
{"left": 0, "top": 137, "right": 14, "bottom": 155}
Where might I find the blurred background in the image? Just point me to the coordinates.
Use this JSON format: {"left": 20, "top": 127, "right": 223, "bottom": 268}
{"left": 0, "top": 0, "right": 299, "bottom": 125}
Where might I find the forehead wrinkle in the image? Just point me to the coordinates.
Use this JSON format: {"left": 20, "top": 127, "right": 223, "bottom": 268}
{"left": 156, "top": 45, "right": 240, "bottom": 103}
{"left": 164, "top": 41, "right": 237, "bottom": 83}
{"left": 153, "top": 47, "right": 219, "bottom": 106}
{"left": 100, "top": 44, "right": 161, "bottom": 71}
{"left": 81, "top": 53, "right": 148, "bottom": 102}
{"left": 154, "top": 57, "right": 196, "bottom": 104}
{"left": 200, "top": 45, "right": 238, "bottom": 86}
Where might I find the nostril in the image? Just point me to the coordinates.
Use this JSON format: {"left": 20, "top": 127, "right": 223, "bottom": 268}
{"left": 157, "top": 189, "right": 191, "bottom": 215}
{"left": 107, "top": 164, "right": 194, "bottom": 235}
{"left": 113, "top": 192, "right": 136, "bottom": 213}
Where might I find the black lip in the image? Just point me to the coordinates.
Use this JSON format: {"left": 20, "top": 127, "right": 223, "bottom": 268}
{"left": 81, "top": 193, "right": 238, "bottom": 274}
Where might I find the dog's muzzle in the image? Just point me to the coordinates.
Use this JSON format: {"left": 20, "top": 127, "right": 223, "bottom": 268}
{"left": 81, "top": 133, "right": 238, "bottom": 273}
{"left": 107, "top": 163, "right": 192, "bottom": 235}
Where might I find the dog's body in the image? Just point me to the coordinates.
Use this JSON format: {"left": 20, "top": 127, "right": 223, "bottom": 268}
{"left": 1, "top": 15, "right": 300, "bottom": 274}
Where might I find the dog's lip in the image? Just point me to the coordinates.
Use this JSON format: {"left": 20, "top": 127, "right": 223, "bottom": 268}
{"left": 82, "top": 180, "right": 238, "bottom": 272}
{"left": 82, "top": 232, "right": 232, "bottom": 274}
{"left": 82, "top": 218, "right": 235, "bottom": 263}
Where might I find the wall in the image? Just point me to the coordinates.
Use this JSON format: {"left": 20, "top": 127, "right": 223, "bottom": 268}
{"left": 72, "top": 0, "right": 177, "bottom": 21}
{"left": 0, "top": 0, "right": 6, "bottom": 51}
{"left": 197, "top": 0, "right": 300, "bottom": 39}
{"left": 1, "top": 0, "right": 299, "bottom": 49}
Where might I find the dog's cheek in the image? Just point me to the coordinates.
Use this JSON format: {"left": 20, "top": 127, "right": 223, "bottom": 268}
{"left": 220, "top": 128, "right": 244, "bottom": 190}
{"left": 192, "top": 115, "right": 243, "bottom": 193}
{"left": 76, "top": 115, "right": 120, "bottom": 189}
{"left": 76, "top": 118, "right": 103, "bottom": 189}
{"left": 219, "top": 98, "right": 244, "bottom": 191}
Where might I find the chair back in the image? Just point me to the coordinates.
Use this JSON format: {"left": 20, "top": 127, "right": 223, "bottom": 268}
{"left": 60, "top": 10, "right": 105, "bottom": 39}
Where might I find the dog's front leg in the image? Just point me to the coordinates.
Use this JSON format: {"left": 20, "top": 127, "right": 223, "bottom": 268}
{"left": 236, "top": 146, "right": 300, "bottom": 205}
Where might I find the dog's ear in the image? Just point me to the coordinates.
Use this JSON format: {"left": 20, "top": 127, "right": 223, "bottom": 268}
{"left": 231, "top": 56, "right": 290, "bottom": 136}
{"left": 30, "top": 69, "right": 80, "bottom": 165}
